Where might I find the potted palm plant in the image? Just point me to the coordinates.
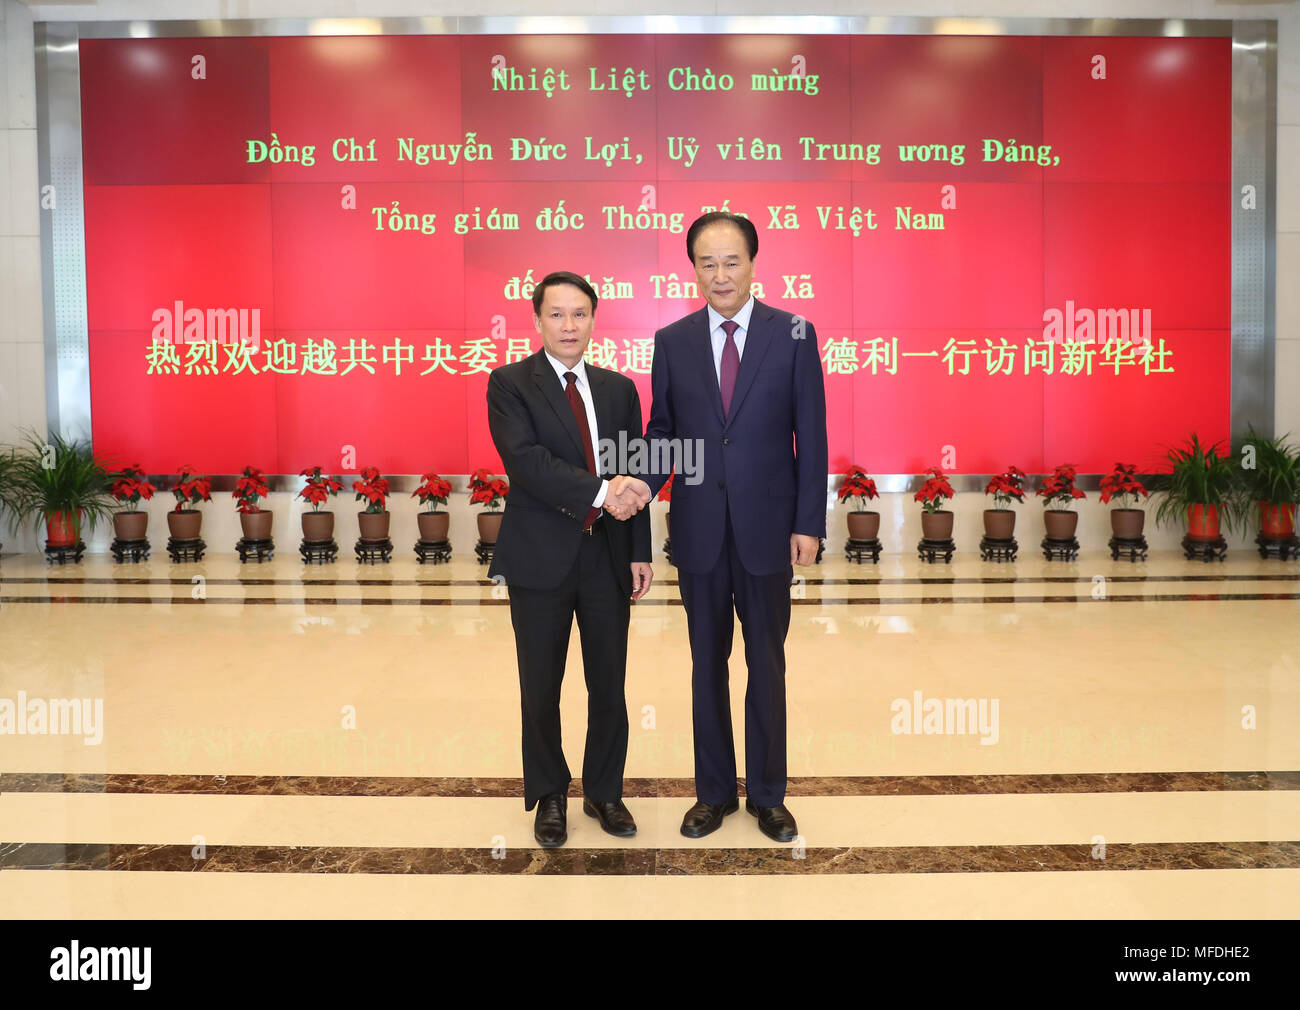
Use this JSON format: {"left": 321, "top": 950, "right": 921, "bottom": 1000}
{"left": 353, "top": 465, "right": 391, "bottom": 541}
{"left": 168, "top": 464, "right": 212, "bottom": 539}
{"left": 233, "top": 465, "right": 272, "bottom": 540}
{"left": 1149, "top": 432, "right": 1245, "bottom": 540}
{"left": 914, "top": 466, "right": 955, "bottom": 539}
{"left": 983, "top": 466, "right": 1026, "bottom": 538}
{"left": 1237, "top": 425, "right": 1300, "bottom": 541}
{"left": 6, "top": 428, "right": 115, "bottom": 548}
{"left": 1098, "top": 462, "right": 1149, "bottom": 538}
{"left": 1037, "top": 463, "right": 1086, "bottom": 539}
{"left": 837, "top": 465, "right": 880, "bottom": 540}
{"left": 412, "top": 471, "right": 453, "bottom": 542}
{"left": 109, "top": 463, "right": 156, "bottom": 541}
{"left": 469, "top": 467, "right": 508, "bottom": 543}
{"left": 298, "top": 466, "right": 344, "bottom": 542}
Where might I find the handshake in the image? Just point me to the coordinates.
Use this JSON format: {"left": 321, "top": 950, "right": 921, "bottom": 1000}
{"left": 603, "top": 475, "right": 652, "bottom": 521}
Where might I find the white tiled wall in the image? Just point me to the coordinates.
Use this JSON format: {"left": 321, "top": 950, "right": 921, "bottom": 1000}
{"left": 1, "top": 0, "right": 1296, "bottom": 554}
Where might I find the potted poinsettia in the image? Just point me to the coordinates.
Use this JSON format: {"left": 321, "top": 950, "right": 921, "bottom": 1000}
{"left": 658, "top": 473, "right": 674, "bottom": 550}
{"left": 233, "top": 465, "right": 272, "bottom": 540}
{"left": 1036, "top": 463, "right": 1086, "bottom": 539}
{"left": 298, "top": 465, "right": 344, "bottom": 542}
{"left": 109, "top": 463, "right": 156, "bottom": 541}
{"left": 983, "top": 466, "right": 1026, "bottom": 539}
{"left": 469, "top": 467, "right": 509, "bottom": 544}
{"left": 168, "top": 464, "right": 212, "bottom": 539}
{"left": 914, "top": 466, "right": 955, "bottom": 540}
{"left": 1098, "top": 462, "right": 1149, "bottom": 539}
{"left": 412, "top": 471, "right": 453, "bottom": 542}
{"left": 353, "top": 465, "right": 391, "bottom": 541}
{"left": 837, "top": 465, "right": 879, "bottom": 540}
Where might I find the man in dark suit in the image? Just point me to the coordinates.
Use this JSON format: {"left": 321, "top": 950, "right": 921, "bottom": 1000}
{"left": 614, "top": 213, "right": 827, "bottom": 843}
{"left": 487, "top": 271, "right": 654, "bottom": 849}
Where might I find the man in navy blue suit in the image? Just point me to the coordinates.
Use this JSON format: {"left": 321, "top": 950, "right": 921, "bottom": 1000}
{"left": 614, "top": 212, "right": 828, "bottom": 842}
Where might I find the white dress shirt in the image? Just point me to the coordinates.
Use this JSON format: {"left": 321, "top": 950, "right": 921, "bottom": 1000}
{"left": 543, "top": 350, "right": 608, "bottom": 508}
{"left": 706, "top": 294, "right": 755, "bottom": 384}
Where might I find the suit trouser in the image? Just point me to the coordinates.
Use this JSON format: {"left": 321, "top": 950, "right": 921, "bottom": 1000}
{"left": 676, "top": 507, "right": 792, "bottom": 807}
{"left": 506, "top": 524, "right": 630, "bottom": 811}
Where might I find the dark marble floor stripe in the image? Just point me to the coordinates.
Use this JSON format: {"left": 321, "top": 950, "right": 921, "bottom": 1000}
{"left": 4, "top": 771, "right": 1296, "bottom": 797}
{"left": 5, "top": 573, "right": 1300, "bottom": 588}
{"left": 4, "top": 592, "right": 1300, "bottom": 606}
{"left": 1, "top": 840, "right": 1296, "bottom": 875}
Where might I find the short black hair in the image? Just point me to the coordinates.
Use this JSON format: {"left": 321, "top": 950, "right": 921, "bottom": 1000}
{"left": 686, "top": 212, "right": 759, "bottom": 263}
{"left": 531, "top": 271, "right": 598, "bottom": 316}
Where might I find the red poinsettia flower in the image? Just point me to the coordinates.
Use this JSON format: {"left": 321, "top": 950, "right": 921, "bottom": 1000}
{"left": 913, "top": 466, "right": 955, "bottom": 513}
{"left": 413, "top": 471, "right": 453, "bottom": 511}
{"left": 1036, "top": 463, "right": 1088, "bottom": 508}
{"left": 297, "top": 466, "right": 344, "bottom": 512}
{"left": 171, "top": 464, "right": 213, "bottom": 511}
{"left": 1098, "top": 462, "right": 1150, "bottom": 507}
{"left": 468, "top": 472, "right": 509, "bottom": 511}
{"left": 984, "top": 465, "right": 1027, "bottom": 507}
{"left": 232, "top": 465, "right": 270, "bottom": 514}
{"left": 657, "top": 474, "right": 674, "bottom": 502}
{"left": 837, "top": 465, "right": 879, "bottom": 507}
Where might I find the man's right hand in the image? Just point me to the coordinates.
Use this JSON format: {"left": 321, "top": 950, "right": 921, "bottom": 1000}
{"left": 603, "top": 475, "right": 651, "bottom": 521}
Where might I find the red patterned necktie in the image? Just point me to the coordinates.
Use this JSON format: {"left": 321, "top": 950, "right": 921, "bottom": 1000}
{"left": 719, "top": 319, "right": 740, "bottom": 417}
{"left": 564, "top": 372, "right": 602, "bottom": 529}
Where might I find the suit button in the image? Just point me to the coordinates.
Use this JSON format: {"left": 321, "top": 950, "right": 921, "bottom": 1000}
{"left": 717, "top": 480, "right": 725, "bottom": 489}
{"left": 722, "top": 438, "right": 730, "bottom": 445}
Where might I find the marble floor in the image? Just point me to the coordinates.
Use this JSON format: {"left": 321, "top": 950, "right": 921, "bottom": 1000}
{"left": 1, "top": 542, "right": 1298, "bottom": 918}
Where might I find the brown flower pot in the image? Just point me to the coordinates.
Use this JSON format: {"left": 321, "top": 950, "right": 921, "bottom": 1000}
{"left": 240, "top": 509, "right": 273, "bottom": 540}
{"left": 167, "top": 509, "right": 202, "bottom": 539}
{"left": 418, "top": 511, "right": 450, "bottom": 542}
{"left": 1259, "top": 502, "right": 1296, "bottom": 539}
{"left": 45, "top": 508, "right": 83, "bottom": 546}
{"left": 920, "top": 510, "right": 953, "bottom": 540}
{"left": 113, "top": 510, "right": 149, "bottom": 540}
{"left": 983, "top": 508, "right": 1015, "bottom": 539}
{"left": 477, "top": 512, "right": 503, "bottom": 543}
{"left": 302, "top": 510, "right": 335, "bottom": 543}
{"left": 1043, "top": 509, "right": 1078, "bottom": 539}
{"left": 1186, "top": 504, "right": 1220, "bottom": 540}
{"left": 358, "top": 510, "right": 390, "bottom": 541}
{"left": 847, "top": 511, "right": 879, "bottom": 540}
{"left": 1110, "top": 508, "right": 1145, "bottom": 539}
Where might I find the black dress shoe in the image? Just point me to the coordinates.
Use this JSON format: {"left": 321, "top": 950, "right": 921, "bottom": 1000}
{"left": 680, "top": 796, "right": 740, "bottom": 838}
{"left": 534, "top": 793, "right": 567, "bottom": 848}
{"left": 582, "top": 797, "right": 637, "bottom": 837}
{"left": 746, "top": 798, "right": 798, "bottom": 843}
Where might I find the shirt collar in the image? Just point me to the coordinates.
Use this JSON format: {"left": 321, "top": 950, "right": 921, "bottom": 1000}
{"left": 707, "top": 294, "right": 755, "bottom": 336}
{"left": 543, "top": 349, "right": 588, "bottom": 386}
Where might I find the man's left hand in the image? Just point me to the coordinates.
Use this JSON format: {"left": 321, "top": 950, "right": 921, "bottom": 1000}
{"left": 790, "top": 534, "right": 819, "bottom": 567}
{"left": 630, "top": 562, "right": 654, "bottom": 600}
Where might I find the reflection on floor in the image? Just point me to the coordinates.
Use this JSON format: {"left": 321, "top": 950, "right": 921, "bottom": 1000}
{"left": 1, "top": 548, "right": 1297, "bottom": 917}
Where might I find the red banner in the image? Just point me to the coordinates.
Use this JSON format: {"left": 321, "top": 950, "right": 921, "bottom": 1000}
{"left": 80, "top": 32, "right": 1230, "bottom": 476}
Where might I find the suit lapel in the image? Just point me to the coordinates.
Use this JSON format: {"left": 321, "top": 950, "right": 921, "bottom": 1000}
{"left": 588, "top": 365, "right": 616, "bottom": 477}
{"left": 687, "top": 307, "right": 725, "bottom": 426}
{"left": 530, "top": 352, "right": 587, "bottom": 460}
{"left": 723, "top": 299, "right": 774, "bottom": 429}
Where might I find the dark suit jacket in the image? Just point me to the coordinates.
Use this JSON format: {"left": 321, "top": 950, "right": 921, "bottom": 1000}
{"left": 487, "top": 350, "right": 652, "bottom": 592}
{"left": 643, "top": 299, "right": 828, "bottom": 576}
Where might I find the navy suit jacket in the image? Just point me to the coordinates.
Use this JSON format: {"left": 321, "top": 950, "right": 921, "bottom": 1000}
{"left": 643, "top": 299, "right": 828, "bottom": 576}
